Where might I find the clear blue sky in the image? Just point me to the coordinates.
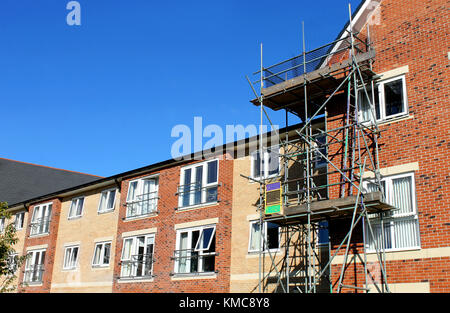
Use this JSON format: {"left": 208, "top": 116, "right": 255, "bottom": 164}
{"left": 0, "top": 0, "right": 362, "bottom": 177}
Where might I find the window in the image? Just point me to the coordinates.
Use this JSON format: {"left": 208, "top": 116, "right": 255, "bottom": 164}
{"left": 248, "top": 221, "right": 280, "bottom": 253}
{"left": 63, "top": 246, "right": 80, "bottom": 270}
{"left": 98, "top": 189, "right": 117, "bottom": 213}
{"left": 178, "top": 160, "right": 218, "bottom": 208}
{"left": 6, "top": 253, "right": 19, "bottom": 275}
{"left": 120, "top": 235, "right": 154, "bottom": 279}
{"left": 313, "top": 134, "right": 327, "bottom": 169}
{"left": 0, "top": 217, "right": 5, "bottom": 233}
{"left": 92, "top": 242, "right": 111, "bottom": 267}
{"left": 30, "top": 203, "right": 52, "bottom": 236}
{"left": 14, "top": 212, "right": 25, "bottom": 230}
{"left": 68, "top": 197, "right": 84, "bottom": 219}
{"left": 23, "top": 249, "right": 45, "bottom": 284}
{"left": 358, "top": 76, "right": 408, "bottom": 123}
{"left": 174, "top": 225, "right": 216, "bottom": 275}
{"left": 363, "top": 172, "right": 420, "bottom": 252}
{"left": 251, "top": 147, "right": 280, "bottom": 179}
{"left": 126, "top": 177, "right": 159, "bottom": 218}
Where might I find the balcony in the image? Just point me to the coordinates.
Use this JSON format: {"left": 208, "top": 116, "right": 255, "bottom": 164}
{"left": 120, "top": 254, "right": 155, "bottom": 280}
{"left": 172, "top": 249, "right": 217, "bottom": 276}
{"left": 29, "top": 218, "right": 51, "bottom": 236}
{"left": 125, "top": 192, "right": 159, "bottom": 219}
{"left": 23, "top": 265, "right": 44, "bottom": 284}
{"left": 177, "top": 182, "right": 219, "bottom": 210}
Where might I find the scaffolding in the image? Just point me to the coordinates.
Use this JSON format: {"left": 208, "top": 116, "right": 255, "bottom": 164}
{"left": 245, "top": 5, "right": 394, "bottom": 293}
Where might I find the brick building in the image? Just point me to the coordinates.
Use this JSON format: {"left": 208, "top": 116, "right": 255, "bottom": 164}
{"left": 1, "top": 0, "right": 448, "bottom": 293}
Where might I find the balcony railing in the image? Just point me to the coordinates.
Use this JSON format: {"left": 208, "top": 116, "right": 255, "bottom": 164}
{"left": 125, "top": 192, "right": 159, "bottom": 218}
{"left": 29, "top": 218, "right": 51, "bottom": 236}
{"left": 120, "top": 254, "right": 155, "bottom": 279}
{"left": 172, "top": 249, "right": 217, "bottom": 275}
{"left": 23, "top": 265, "right": 44, "bottom": 284}
{"left": 177, "top": 182, "right": 219, "bottom": 209}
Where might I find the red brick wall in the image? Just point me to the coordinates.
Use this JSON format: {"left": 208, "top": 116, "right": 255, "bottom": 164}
{"left": 18, "top": 199, "right": 61, "bottom": 293}
{"left": 112, "top": 155, "right": 234, "bottom": 293}
{"left": 328, "top": 0, "right": 450, "bottom": 292}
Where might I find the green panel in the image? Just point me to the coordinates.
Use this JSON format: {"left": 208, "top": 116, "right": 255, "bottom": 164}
{"left": 265, "top": 204, "right": 281, "bottom": 214}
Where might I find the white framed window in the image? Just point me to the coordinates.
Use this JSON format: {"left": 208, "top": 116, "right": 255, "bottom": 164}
{"left": 6, "top": 253, "right": 19, "bottom": 275}
{"left": 363, "top": 172, "right": 420, "bottom": 252}
{"left": 313, "top": 134, "right": 327, "bottom": 169}
{"left": 14, "top": 212, "right": 25, "bottom": 230}
{"left": 23, "top": 249, "right": 46, "bottom": 284}
{"left": 92, "top": 241, "right": 111, "bottom": 267}
{"left": 30, "top": 203, "right": 52, "bottom": 236}
{"left": 248, "top": 221, "right": 280, "bottom": 253}
{"left": 178, "top": 159, "right": 219, "bottom": 209}
{"left": 63, "top": 245, "right": 80, "bottom": 270}
{"left": 98, "top": 188, "right": 117, "bottom": 213}
{"left": 174, "top": 225, "right": 217, "bottom": 275}
{"left": 120, "top": 234, "right": 155, "bottom": 279}
{"left": 0, "top": 217, "right": 5, "bottom": 233}
{"left": 68, "top": 197, "right": 85, "bottom": 219}
{"left": 358, "top": 75, "right": 408, "bottom": 124}
{"left": 126, "top": 176, "right": 159, "bottom": 218}
{"left": 251, "top": 147, "right": 280, "bottom": 180}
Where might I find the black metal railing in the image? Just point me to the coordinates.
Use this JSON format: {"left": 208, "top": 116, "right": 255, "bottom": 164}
{"left": 172, "top": 249, "right": 217, "bottom": 275}
{"left": 23, "top": 265, "right": 45, "bottom": 284}
{"left": 29, "top": 218, "right": 51, "bottom": 236}
{"left": 254, "top": 34, "right": 370, "bottom": 88}
{"left": 125, "top": 192, "right": 159, "bottom": 218}
{"left": 177, "top": 182, "right": 219, "bottom": 209}
{"left": 120, "top": 254, "right": 155, "bottom": 279}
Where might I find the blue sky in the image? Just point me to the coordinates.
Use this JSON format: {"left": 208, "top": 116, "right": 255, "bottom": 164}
{"left": 0, "top": 0, "right": 362, "bottom": 177}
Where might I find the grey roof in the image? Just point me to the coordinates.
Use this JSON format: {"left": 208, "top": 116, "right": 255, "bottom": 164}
{"left": 0, "top": 158, "right": 102, "bottom": 207}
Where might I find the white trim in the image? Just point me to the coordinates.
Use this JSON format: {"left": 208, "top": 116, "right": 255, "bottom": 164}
{"left": 248, "top": 220, "right": 281, "bottom": 253}
{"left": 62, "top": 245, "right": 80, "bottom": 270}
{"left": 121, "top": 227, "right": 157, "bottom": 238}
{"left": 363, "top": 162, "right": 419, "bottom": 179}
{"left": 91, "top": 241, "right": 112, "bottom": 268}
{"left": 26, "top": 244, "right": 48, "bottom": 251}
{"left": 97, "top": 188, "right": 118, "bottom": 213}
{"left": 68, "top": 196, "right": 85, "bottom": 219}
{"left": 174, "top": 218, "right": 219, "bottom": 230}
{"left": 250, "top": 146, "right": 280, "bottom": 180}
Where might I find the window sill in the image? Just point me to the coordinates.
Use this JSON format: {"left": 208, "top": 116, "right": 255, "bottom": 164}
{"left": 248, "top": 174, "right": 280, "bottom": 184}
{"left": 247, "top": 249, "right": 282, "bottom": 258}
{"left": 176, "top": 202, "right": 219, "bottom": 212}
{"left": 91, "top": 265, "right": 111, "bottom": 270}
{"left": 68, "top": 216, "right": 83, "bottom": 221}
{"left": 29, "top": 232, "right": 50, "bottom": 239}
{"left": 117, "top": 276, "right": 155, "bottom": 284}
{"left": 366, "top": 246, "right": 421, "bottom": 254}
{"left": 123, "top": 212, "right": 158, "bottom": 222}
{"left": 171, "top": 272, "right": 217, "bottom": 281}
{"left": 61, "top": 268, "right": 78, "bottom": 272}
{"left": 97, "top": 209, "right": 115, "bottom": 215}
{"left": 361, "top": 114, "right": 413, "bottom": 128}
{"left": 22, "top": 282, "right": 43, "bottom": 287}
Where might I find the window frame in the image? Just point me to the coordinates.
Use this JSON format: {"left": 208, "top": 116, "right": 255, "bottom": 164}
{"left": 0, "top": 217, "right": 5, "bottom": 233}
{"left": 250, "top": 146, "right": 280, "bottom": 180}
{"left": 125, "top": 175, "right": 159, "bottom": 218}
{"left": 358, "top": 75, "right": 408, "bottom": 124}
{"left": 14, "top": 212, "right": 25, "bottom": 230}
{"left": 63, "top": 245, "right": 80, "bottom": 270}
{"left": 91, "top": 241, "right": 112, "bottom": 267}
{"left": 178, "top": 159, "right": 219, "bottom": 209}
{"left": 363, "top": 171, "right": 420, "bottom": 252}
{"left": 174, "top": 224, "right": 217, "bottom": 275}
{"left": 97, "top": 188, "right": 117, "bottom": 214}
{"left": 120, "top": 234, "right": 155, "bottom": 279}
{"left": 30, "top": 202, "right": 52, "bottom": 236}
{"left": 68, "top": 196, "right": 85, "bottom": 219}
{"left": 23, "top": 248, "right": 46, "bottom": 284}
{"left": 248, "top": 220, "right": 281, "bottom": 253}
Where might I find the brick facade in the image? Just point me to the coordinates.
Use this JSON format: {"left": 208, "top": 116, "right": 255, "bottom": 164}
{"left": 328, "top": 0, "right": 450, "bottom": 292}
{"left": 18, "top": 199, "right": 61, "bottom": 293}
{"left": 112, "top": 155, "right": 234, "bottom": 293}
